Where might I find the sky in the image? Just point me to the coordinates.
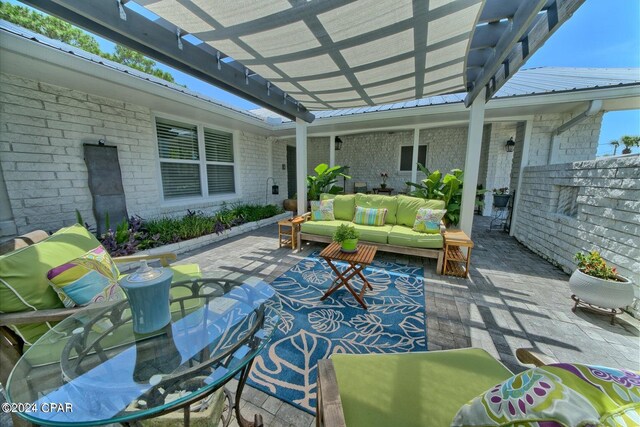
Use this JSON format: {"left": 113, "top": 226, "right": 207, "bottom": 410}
{"left": 7, "top": 0, "right": 640, "bottom": 155}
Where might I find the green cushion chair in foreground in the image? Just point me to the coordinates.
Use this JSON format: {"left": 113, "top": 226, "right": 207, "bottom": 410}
{"left": 0, "top": 224, "right": 201, "bottom": 385}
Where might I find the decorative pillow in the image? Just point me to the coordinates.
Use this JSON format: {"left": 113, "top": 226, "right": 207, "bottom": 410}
{"left": 311, "top": 199, "right": 335, "bottom": 221}
{"left": 451, "top": 363, "right": 640, "bottom": 427}
{"left": 413, "top": 208, "right": 446, "bottom": 234}
{"left": 353, "top": 206, "right": 387, "bottom": 226}
{"left": 47, "top": 246, "right": 125, "bottom": 307}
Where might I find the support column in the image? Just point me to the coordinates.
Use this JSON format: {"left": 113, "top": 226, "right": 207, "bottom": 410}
{"left": 295, "top": 119, "right": 308, "bottom": 215}
{"left": 510, "top": 118, "right": 533, "bottom": 237}
{"left": 329, "top": 134, "right": 336, "bottom": 168}
{"left": 460, "top": 87, "right": 486, "bottom": 237}
{"left": 411, "top": 128, "right": 420, "bottom": 184}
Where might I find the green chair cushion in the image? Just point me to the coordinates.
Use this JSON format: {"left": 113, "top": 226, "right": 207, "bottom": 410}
{"left": 350, "top": 224, "right": 393, "bottom": 244}
{"left": 320, "top": 194, "right": 356, "bottom": 221}
{"left": 396, "top": 195, "right": 446, "bottom": 228}
{"left": 331, "top": 348, "right": 513, "bottom": 427}
{"left": 354, "top": 194, "right": 398, "bottom": 225}
{"left": 300, "top": 220, "right": 351, "bottom": 237}
{"left": 0, "top": 224, "right": 106, "bottom": 345}
{"left": 388, "top": 225, "right": 443, "bottom": 249}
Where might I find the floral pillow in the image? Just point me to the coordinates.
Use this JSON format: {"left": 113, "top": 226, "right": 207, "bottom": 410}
{"left": 47, "top": 246, "right": 125, "bottom": 307}
{"left": 451, "top": 363, "right": 640, "bottom": 427}
{"left": 413, "top": 208, "right": 446, "bottom": 234}
{"left": 311, "top": 199, "right": 335, "bottom": 221}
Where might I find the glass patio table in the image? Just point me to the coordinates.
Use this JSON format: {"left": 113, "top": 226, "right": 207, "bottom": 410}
{"left": 5, "top": 277, "right": 281, "bottom": 427}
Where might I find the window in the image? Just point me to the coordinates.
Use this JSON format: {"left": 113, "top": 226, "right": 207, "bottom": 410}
{"left": 156, "top": 117, "right": 235, "bottom": 200}
{"left": 557, "top": 185, "right": 579, "bottom": 217}
{"left": 400, "top": 145, "right": 427, "bottom": 171}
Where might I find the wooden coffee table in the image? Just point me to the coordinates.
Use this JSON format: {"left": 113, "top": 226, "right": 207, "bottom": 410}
{"left": 319, "top": 242, "right": 377, "bottom": 309}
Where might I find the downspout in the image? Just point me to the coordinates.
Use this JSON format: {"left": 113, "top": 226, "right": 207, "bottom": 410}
{"left": 548, "top": 100, "right": 603, "bottom": 164}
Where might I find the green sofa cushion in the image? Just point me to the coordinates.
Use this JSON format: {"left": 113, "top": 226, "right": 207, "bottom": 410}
{"left": 0, "top": 224, "right": 105, "bottom": 345}
{"left": 300, "top": 220, "right": 351, "bottom": 237}
{"left": 332, "top": 348, "right": 512, "bottom": 427}
{"left": 320, "top": 193, "right": 356, "bottom": 221}
{"left": 388, "top": 225, "right": 443, "bottom": 249}
{"left": 354, "top": 194, "right": 398, "bottom": 225}
{"left": 396, "top": 195, "right": 446, "bottom": 228}
{"left": 351, "top": 224, "right": 393, "bottom": 244}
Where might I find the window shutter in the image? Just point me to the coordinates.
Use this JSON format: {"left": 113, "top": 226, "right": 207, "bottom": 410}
{"left": 207, "top": 165, "right": 235, "bottom": 194}
{"left": 156, "top": 119, "right": 199, "bottom": 160}
{"left": 160, "top": 163, "right": 201, "bottom": 199}
{"left": 204, "top": 128, "right": 234, "bottom": 162}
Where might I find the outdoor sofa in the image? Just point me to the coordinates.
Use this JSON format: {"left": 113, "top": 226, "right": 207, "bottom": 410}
{"left": 298, "top": 193, "right": 446, "bottom": 273}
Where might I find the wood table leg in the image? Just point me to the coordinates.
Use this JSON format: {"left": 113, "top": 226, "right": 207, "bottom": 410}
{"left": 320, "top": 258, "right": 369, "bottom": 309}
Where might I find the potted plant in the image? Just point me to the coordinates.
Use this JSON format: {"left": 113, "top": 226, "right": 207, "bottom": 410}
{"left": 492, "top": 187, "right": 510, "bottom": 208}
{"left": 405, "top": 164, "right": 463, "bottom": 226}
{"left": 569, "top": 250, "right": 634, "bottom": 312}
{"left": 283, "top": 193, "right": 297, "bottom": 212}
{"left": 307, "top": 163, "right": 351, "bottom": 201}
{"left": 619, "top": 135, "right": 640, "bottom": 155}
{"left": 333, "top": 224, "right": 360, "bottom": 252}
{"left": 380, "top": 171, "right": 389, "bottom": 189}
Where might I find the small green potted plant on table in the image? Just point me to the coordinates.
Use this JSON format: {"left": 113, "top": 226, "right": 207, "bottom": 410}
{"left": 333, "top": 224, "right": 360, "bottom": 253}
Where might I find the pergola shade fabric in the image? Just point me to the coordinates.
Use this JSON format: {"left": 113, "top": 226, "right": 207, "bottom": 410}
{"left": 138, "top": 0, "right": 483, "bottom": 111}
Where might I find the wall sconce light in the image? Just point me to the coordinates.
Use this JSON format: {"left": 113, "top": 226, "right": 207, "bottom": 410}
{"left": 335, "top": 136, "right": 343, "bottom": 151}
{"left": 505, "top": 137, "right": 515, "bottom": 152}
{"left": 272, "top": 184, "right": 279, "bottom": 195}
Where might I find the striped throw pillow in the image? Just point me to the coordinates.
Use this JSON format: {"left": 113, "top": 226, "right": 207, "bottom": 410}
{"left": 353, "top": 206, "right": 387, "bottom": 226}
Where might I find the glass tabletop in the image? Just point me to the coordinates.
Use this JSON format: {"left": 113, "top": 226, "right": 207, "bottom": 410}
{"left": 6, "top": 277, "right": 281, "bottom": 426}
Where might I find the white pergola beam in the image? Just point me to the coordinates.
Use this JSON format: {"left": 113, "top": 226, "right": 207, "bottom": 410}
{"left": 411, "top": 128, "right": 420, "bottom": 184}
{"left": 296, "top": 119, "right": 308, "bottom": 215}
{"left": 460, "top": 88, "right": 486, "bottom": 237}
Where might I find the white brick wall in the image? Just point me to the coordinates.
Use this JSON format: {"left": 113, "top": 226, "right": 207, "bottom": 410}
{"left": 513, "top": 155, "right": 640, "bottom": 317}
{"left": 0, "top": 73, "right": 277, "bottom": 234}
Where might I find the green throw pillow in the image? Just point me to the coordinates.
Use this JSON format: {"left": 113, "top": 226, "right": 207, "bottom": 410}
{"left": 0, "top": 224, "right": 107, "bottom": 345}
{"left": 353, "top": 206, "right": 387, "bottom": 226}
{"left": 311, "top": 199, "right": 335, "bottom": 221}
{"left": 451, "top": 363, "right": 640, "bottom": 427}
{"left": 413, "top": 208, "right": 446, "bottom": 234}
{"left": 396, "top": 194, "right": 446, "bottom": 227}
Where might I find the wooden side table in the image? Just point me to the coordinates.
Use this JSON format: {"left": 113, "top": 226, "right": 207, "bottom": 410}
{"left": 372, "top": 187, "right": 394, "bottom": 195}
{"left": 442, "top": 230, "right": 474, "bottom": 278}
{"left": 319, "top": 242, "right": 377, "bottom": 309}
{"left": 278, "top": 217, "right": 304, "bottom": 249}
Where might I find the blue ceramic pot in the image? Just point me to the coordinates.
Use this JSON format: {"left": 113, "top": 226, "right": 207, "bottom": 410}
{"left": 119, "top": 262, "right": 174, "bottom": 334}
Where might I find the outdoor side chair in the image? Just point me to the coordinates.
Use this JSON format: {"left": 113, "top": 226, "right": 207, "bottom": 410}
{"left": 353, "top": 182, "right": 368, "bottom": 194}
{"left": 316, "top": 347, "right": 555, "bottom": 427}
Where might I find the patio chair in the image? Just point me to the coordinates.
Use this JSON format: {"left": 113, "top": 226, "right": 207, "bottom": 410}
{"left": 353, "top": 182, "right": 368, "bottom": 194}
{"left": 0, "top": 224, "right": 201, "bottom": 387}
{"left": 316, "top": 348, "right": 557, "bottom": 427}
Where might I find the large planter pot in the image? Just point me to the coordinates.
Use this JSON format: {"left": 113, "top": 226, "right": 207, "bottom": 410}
{"left": 283, "top": 198, "right": 297, "bottom": 212}
{"left": 340, "top": 238, "right": 358, "bottom": 252}
{"left": 569, "top": 269, "right": 634, "bottom": 309}
{"left": 493, "top": 194, "right": 510, "bottom": 208}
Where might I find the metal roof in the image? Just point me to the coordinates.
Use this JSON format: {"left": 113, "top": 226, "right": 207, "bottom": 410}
{"left": 0, "top": 20, "right": 267, "bottom": 122}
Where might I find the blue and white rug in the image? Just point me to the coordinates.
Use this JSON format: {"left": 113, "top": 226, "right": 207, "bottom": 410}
{"left": 247, "top": 252, "right": 427, "bottom": 413}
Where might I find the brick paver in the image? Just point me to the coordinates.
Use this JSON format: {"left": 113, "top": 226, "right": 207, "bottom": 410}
{"left": 2, "top": 216, "right": 637, "bottom": 427}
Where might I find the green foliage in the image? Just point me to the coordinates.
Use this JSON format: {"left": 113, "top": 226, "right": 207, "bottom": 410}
{"left": 332, "top": 224, "right": 359, "bottom": 243}
{"left": 307, "top": 163, "right": 351, "bottom": 201}
{"left": 575, "top": 250, "right": 618, "bottom": 281}
{"left": 0, "top": 2, "right": 175, "bottom": 83}
{"left": 493, "top": 187, "right": 509, "bottom": 195}
{"left": 405, "top": 164, "right": 464, "bottom": 226}
{"left": 620, "top": 135, "right": 640, "bottom": 151}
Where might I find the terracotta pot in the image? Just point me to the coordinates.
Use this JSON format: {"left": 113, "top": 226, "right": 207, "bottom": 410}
{"left": 283, "top": 198, "right": 297, "bottom": 212}
{"left": 622, "top": 147, "right": 632, "bottom": 155}
{"left": 569, "top": 269, "right": 634, "bottom": 309}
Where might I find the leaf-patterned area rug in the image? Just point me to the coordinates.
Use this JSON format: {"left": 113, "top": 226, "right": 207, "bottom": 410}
{"left": 247, "top": 252, "right": 427, "bottom": 414}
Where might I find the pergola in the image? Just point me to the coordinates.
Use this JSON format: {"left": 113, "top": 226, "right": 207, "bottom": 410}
{"left": 22, "top": 0, "right": 585, "bottom": 236}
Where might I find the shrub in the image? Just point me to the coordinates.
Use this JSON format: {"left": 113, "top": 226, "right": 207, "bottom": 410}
{"left": 333, "top": 224, "right": 359, "bottom": 242}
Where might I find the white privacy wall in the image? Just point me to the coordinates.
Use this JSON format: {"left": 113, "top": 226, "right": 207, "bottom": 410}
{"left": 0, "top": 72, "right": 278, "bottom": 234}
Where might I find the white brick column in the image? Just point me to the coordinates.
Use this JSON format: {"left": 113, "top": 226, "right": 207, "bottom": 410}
{"left": 509, "top": 118, "right": 533, "bottom": 237}
{"left": 329, "top": 134, "right": 336, "bottom": 168}
{"left": 460, "top": 88, "right": 486, "bottom": 237}
{"left": 296, "top": 119, "right": 308, "bottom": 215}
{"left": 411, "top": 128, "right": 419, "bottom": 184}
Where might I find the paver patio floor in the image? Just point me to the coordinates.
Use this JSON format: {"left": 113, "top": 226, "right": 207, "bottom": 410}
{"left": 2, "top": 217, "right": 638, "bottom": 427}
{"left": 173, "top": 215, "right": 639, "bottom": 426}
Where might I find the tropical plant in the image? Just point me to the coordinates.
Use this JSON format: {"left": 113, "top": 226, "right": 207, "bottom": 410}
{"left": 574, "top": 250, "right": 619, "bottom": 281}
{"left": 307, "top": 163, "right": 351, "bottom": 201}
{"left": 619, "top": 135, "right": 640, "bottom": 154}
{"left": 493, "top": 187, "right": 509, "bottom": 195}
{"left": 405, "top": 164, "right": 463, "bottom": 226}
{"left": 609, "top": 139, "right": 620, "bottom": 156}
{"left": 333, "top": 224, "right": 359, "bottom": 243}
